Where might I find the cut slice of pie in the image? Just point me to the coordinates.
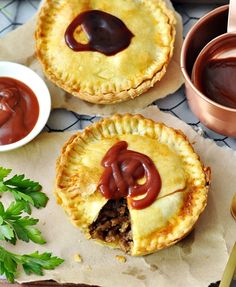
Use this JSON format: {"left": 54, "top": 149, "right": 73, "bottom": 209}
{"left": 55, "top": 114, "right": 210, "bottom": 256}
{"left": 35, "top": 0, "right": 176, "bottom": 104}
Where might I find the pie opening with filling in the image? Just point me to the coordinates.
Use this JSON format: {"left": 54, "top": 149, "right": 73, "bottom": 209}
{"left": 35, "top": 0, "right": 176, "bottom": 104}
{"left": 89, "top": 198, "right": 132, "bottom": 253}
{"left": 55, "top": 114, "right": 210, "bottom": 256}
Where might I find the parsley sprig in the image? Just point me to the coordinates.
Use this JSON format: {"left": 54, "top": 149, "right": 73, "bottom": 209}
{"left": 0, "top": 167, "right": 64, "bottom": 282}
{"left": 0, "top": 201, "right": 46, "bottom": 245}
{"left": 0, "top": 167, "right": 48, "bottom": 214}
{"left": 0, "top": 247, "right": 64, "bottom": 283}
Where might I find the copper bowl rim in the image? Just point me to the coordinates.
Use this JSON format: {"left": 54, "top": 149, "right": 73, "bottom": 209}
{"left": 180, "top": 4, "right": 236, "bottom": 113}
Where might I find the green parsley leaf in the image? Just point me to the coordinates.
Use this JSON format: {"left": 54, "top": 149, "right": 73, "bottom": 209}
{"left": 0, "top": 202, "right": 46, "bottom": 245}
{"left": 0, "top": 167, "right": 49, "bottom": 213}
{"left": 0, "top": 167, "right": 11, "bottom": 181}
{"left": 0, "top": 246, "right": 64, "bottom": 283}
{"left": 4, "top": 174, "right": 42, "bottom": 190}
{"left": 26, "top": 191, "right": 49, "bottom": 209}
{"left": 0, "top": 202, "right": 4, "bottom": 216}
{"left": 5, "top": 201, "right": 26, "bottom": 218}
{"left": 21, "top": 201, "right": 32, "bottom": 215}
{"left": 22, "top": 251, "right": 64, "bottom": 272}
{"left": 0, "top": 225, "right": 14, "bottom": 240}
{"left": 12, "top": 217, "right": 46, "bottom": 245}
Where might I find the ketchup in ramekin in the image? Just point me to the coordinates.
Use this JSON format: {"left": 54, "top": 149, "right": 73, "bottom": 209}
{"left": 0, "top": 77, "right": 39, "bottom": 145}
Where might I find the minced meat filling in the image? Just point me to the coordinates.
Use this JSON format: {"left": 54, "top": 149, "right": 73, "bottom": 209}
{"left": 89, "top": 198, "right": 132, "bottom": 253}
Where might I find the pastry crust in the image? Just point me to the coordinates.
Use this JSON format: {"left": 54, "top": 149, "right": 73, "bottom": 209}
{"left": 35, "top": 0, "right": 176, "bottom": 104}
{"left": 55, "top": 114, "right": 210, "bottom": 256}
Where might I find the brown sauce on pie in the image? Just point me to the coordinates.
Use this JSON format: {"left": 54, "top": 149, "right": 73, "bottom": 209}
{"left": 65, "top": 10, "right": 134, "bottom": 56}
{"left": 0, "top": 77, "right": 39, "bottom": 145}
{"left": 99, "top": 141, "right": 162, "bottom": 209}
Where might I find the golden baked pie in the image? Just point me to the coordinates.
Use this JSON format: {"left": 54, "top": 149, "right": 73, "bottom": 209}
{"left": 35, "top": 0, "right": 176, "bottom": 104}
{"left": 55, "top": 114, "right": 210, "bottom": 256}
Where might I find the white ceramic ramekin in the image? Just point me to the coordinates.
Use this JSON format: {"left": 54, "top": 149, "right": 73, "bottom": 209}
{"left": 0, "top": 61, "right": 51, "bottom": 152}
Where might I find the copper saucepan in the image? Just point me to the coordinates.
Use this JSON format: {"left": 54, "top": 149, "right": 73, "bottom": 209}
{"left": 181, "top": 5, "right": 236, "bottom": 137}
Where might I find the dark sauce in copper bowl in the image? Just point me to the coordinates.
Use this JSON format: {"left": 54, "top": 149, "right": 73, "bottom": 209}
{"left": 200, "top": 57, "right": 236, "bottom": 109}
{"left": 0, "top": 77, "right": 39, "bottom": 145}
{"left": 65, "top": 10, "right": 134, "bottom": 56}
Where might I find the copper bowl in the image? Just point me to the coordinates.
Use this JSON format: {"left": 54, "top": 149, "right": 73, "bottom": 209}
{"left": 181, "top": 5, "right": 236, "bottom": 137}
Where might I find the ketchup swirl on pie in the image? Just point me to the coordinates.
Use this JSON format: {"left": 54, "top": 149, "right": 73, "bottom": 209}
{"left": 99, "top": 141, "right": 162, "bottom": 209}
{"left": 65, "top": 10, "right": 134, "bottom": 56}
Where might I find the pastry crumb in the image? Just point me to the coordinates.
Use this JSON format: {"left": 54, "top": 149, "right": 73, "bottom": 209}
{"left": 74, "top": 254, "right": 83, "bottom": 263}
{"left": 115, "top": 255, "right": 127, "bottom": 263}
{"left": 86, "top": 265, "right": 92, "bottom": 271}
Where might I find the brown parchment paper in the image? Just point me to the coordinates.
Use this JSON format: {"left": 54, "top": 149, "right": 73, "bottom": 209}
{"left": 0, "top": 106, "right": 235, "bottom": 287}
{"left": 0, "top": 0, "right": 183, "bottom": 116}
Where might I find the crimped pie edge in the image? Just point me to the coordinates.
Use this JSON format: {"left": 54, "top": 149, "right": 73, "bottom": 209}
{"left": 35, "top": 0, "right": 176, "bottom": 104}
{"left": 54, "top": 114, "right": 210, "bottom": 256}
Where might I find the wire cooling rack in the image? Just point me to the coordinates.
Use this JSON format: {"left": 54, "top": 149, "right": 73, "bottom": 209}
{"left": 0, "top": 0, "right": 236, "bottom": 152}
